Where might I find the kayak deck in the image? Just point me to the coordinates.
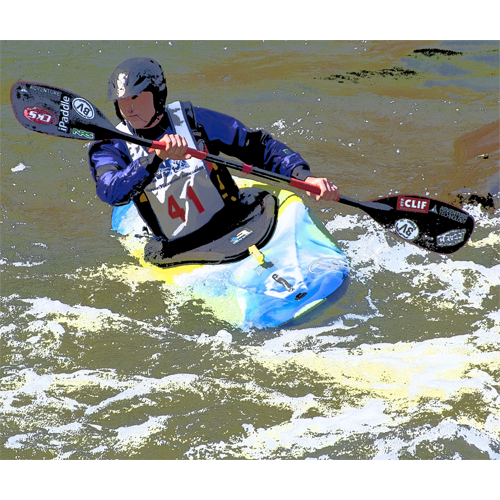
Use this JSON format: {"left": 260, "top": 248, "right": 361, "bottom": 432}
{"left": 112, "top": 178, "right": 349, "bottom": 329}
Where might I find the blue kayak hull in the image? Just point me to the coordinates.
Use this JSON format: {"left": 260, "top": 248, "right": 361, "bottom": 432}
{"left": 111, "top": 178, "right": 349, "bottom": 329}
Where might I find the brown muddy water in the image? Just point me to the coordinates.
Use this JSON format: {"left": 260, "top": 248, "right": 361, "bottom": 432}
{"left": 1, "top": 40, "right": 499, "bottom": 461}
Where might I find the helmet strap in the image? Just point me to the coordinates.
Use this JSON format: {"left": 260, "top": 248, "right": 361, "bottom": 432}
{"left": 143, "top": 107, "right": 164, "bottom": 129}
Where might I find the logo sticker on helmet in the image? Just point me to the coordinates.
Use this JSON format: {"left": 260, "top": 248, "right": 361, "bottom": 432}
{"left": 117, "top": 73, "right": 128, "bottom": 98}
{"left": 394, "top": 219, "right": 419, "bottom": 241}
{"left": 72, "top": 97, "right": 95, "bottom": 120}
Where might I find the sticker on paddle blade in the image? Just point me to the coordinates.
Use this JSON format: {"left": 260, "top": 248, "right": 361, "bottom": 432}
{"left": 72, "top": 97, "right": 95, "bottom": 120}
{"left": 24, "top": 107, "right": 58, "bottom": 125}
{"left": 437, "top": 205, "right": 469, "bottom": 224}
{"left": 436, "top": 228, "right": 466, "bottom": 247}
{"left": 397, "top": 196, "right": 430, "bottom": 213}
{"left": 394, "top": 219, "right": 419, "bottom": 241}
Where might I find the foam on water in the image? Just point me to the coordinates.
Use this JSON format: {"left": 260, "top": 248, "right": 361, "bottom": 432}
{"left": 184, "top": 322, "right": 500, "bottom": 459}
{"left": 2, "top": 39, "right": 499, "bottom": 461}
{"left": 184, "top": 205, "right": 498, "bottom": 459}
{"left": 326, "top": 203, "right": 500, "bottom": 311}
{"left": 1, "top": 201, "right": 499, "bottom": 459}
{"left": 11, "top": 163, "right": 32, "bottom": 173}
{"left": 2, "top": 163, "right": 499, "bottom": 459}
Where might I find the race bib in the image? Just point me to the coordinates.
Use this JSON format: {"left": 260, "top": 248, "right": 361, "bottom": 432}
{"left": 116, "top": 101, "right": 226, "bottom": 240}
{"left": 145, "top": 157, "right": 224, "bottom": 239}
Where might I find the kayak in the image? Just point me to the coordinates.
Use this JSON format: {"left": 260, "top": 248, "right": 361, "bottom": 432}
{"left": 111, "top": 177, "right": 349, "bottom": 329}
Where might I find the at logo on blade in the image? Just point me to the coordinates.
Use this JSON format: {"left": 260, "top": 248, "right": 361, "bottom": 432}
{"left": 397, "top": 196, "right": 430, "bottom": 213}
{"left": 24, "top": 107, "right": 57, "bottom": 125}
{"left": 72, "top": 97, "right": 95, "bottom": 119}
{"left": 394, "top": 219, "right": 419, "bottom": 241}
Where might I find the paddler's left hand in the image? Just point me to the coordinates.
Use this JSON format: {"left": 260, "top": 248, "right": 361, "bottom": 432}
{"left": 304, "top": 177, "right": 340, "bottom": 202}
{"left": 148, "top": 134, "right": 192, "bottom": 161}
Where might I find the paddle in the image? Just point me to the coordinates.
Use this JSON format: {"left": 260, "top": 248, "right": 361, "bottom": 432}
{"left": 11, "top": 81, "right": 475, "bottom": 254}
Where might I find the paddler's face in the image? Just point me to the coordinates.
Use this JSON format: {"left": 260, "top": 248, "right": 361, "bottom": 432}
{"left": 117, "top": 91, "right": 157, "bottom": 129}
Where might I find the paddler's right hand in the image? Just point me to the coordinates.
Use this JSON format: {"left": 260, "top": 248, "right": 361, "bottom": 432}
{"left": 304, "top": 176, "right": 340, "bottom": 202}
{"left": 148, "top": 134, "right": 192, "bottom": 161}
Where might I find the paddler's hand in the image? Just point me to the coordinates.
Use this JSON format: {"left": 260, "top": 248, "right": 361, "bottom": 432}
{"left": 304, "top": 177, "right": 340, "bottom": 202}
{"left": 148, "top": 134, "right": 192, "bottom": 161}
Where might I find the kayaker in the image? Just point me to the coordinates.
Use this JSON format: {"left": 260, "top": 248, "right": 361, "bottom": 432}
{"left": 88, "top": 57, "right": 339, "bottom": 260}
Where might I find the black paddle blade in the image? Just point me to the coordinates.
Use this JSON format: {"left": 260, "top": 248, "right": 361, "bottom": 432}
{"left": 358, "top": 194, "right": 475, "bottom": 254}
{"left": 11, "top": 81, "right": 130, "bottom": 143}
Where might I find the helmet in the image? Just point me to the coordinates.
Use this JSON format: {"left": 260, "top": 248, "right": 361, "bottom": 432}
{"left": 107, "top": 58, "right": 168, "bottom": 122}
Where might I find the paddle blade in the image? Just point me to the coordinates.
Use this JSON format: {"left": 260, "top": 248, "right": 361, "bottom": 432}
{"left": 11, "top": 81, "right": 117, "bottom": 142}
{"left": 364, "top": 194, "right": 475, "bottom": 254}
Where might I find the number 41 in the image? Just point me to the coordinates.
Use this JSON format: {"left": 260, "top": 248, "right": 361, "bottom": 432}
{"left": 168, "top": 186, "right": 205, "bottom": 222}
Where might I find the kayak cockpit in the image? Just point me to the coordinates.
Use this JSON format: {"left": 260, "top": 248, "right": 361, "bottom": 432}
{"left": 142, "top": 188, "right": 278, "bottom": 268}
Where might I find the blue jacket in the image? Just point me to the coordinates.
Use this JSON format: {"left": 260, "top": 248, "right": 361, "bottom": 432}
{"left": 88, "top": 103, "right": 313, "bottom": 207}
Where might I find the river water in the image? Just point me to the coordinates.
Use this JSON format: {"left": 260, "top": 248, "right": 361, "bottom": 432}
{"left": 1, "top": 40, "right": 499, "bottom": 460}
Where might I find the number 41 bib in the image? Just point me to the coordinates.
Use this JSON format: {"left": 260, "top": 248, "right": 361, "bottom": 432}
{"left": 117, "top": 102, "right": 225, "bottom": 240}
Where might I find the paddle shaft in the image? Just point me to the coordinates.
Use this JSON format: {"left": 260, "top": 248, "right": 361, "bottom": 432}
{"left": 149, "top": 142, "right": 321, "bottom": 194}
{"left": 107, "top": 136, "right": 475, "bottom": 252}
{"left": 151, "top": 141, "right": 369, "bottom": 209}
{"left": 11, "top": 80, "right": 474, "bottom": 253}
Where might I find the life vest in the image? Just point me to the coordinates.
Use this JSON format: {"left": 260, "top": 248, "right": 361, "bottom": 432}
{"left": 116, "top": 101, "right": 236, "bottom": 241}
